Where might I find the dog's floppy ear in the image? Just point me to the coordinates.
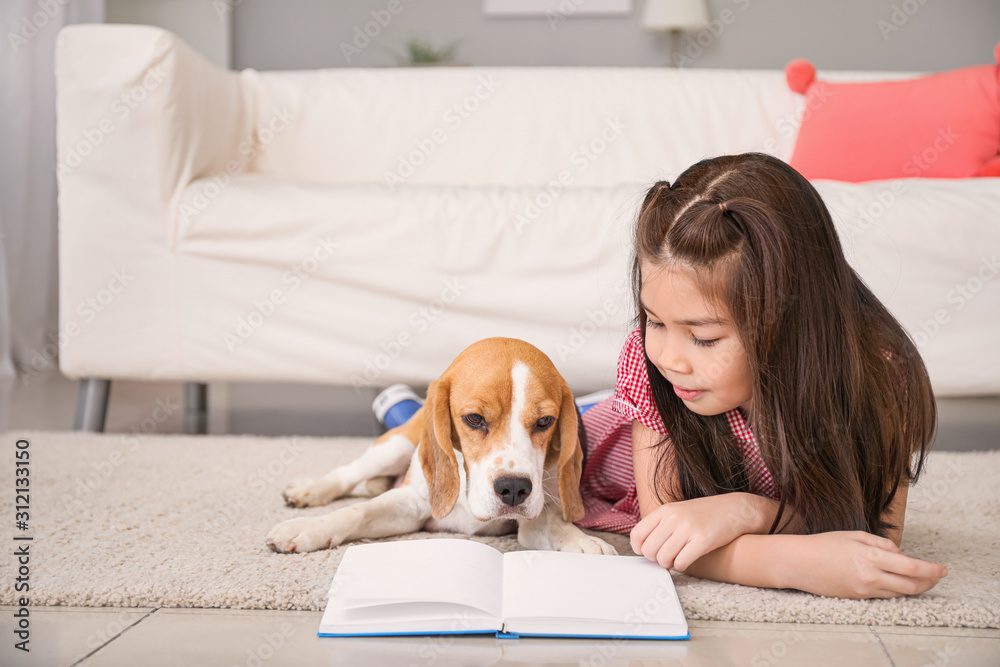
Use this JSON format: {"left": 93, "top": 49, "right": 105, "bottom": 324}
{"left": 550, "top": 382, "right": 585, "bottom": 522}
{"left": 417, "top": 377, "right": 461, "bottom": 519}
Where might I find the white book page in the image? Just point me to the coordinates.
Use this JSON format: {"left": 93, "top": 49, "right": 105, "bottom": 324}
{"left": 502, "top": 551, "right": 685, "bottom": 635}
{"left": 320, "top": 600, "right": 501, "bottom": 635}
{"left": 332, "top": 539, "right": 504, "bottom": 619}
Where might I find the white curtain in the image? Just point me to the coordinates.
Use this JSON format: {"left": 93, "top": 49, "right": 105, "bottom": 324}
{"left": 0, "top": 0, "right": 104, "bottom": 382}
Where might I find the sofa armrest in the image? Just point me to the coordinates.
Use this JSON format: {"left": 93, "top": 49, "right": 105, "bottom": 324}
{"left": 54, "top": 24, "right": 255, "bottom": 379}
{"left": 56, "top": 23, "right": 254, "bottom": 246}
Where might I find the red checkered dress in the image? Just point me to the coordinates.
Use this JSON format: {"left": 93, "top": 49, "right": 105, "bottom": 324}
{"left": 575, "top": 328, "right": 780, "bottom": 535}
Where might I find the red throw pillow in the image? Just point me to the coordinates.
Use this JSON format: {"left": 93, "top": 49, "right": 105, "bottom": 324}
{"left": 785, "top": 42, "right": 1000, "bottom": 181}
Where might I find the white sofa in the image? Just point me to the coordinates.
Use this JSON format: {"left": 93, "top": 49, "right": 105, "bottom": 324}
{"left": 55, "top": 24, "right": 1000, "bottom": 426}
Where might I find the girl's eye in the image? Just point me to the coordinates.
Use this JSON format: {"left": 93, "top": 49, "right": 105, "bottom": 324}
{"left": 535, "top": 416, "right": 554, "bottom": 430}
{"left": 646, "top": 314, "right": 718, "bottom": 346}
{"left": 692, "top": 335, "right": 719, "bottom": 347}
{"left": 464, "top": 414, "right": 485, "bottom": 429}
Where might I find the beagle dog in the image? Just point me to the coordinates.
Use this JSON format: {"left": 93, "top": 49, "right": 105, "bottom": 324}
{"left": 265, "top": 337, "right": 616, "bottom": 556}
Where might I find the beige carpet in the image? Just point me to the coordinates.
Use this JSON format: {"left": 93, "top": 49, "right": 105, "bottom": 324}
{"left": 1, "top": 429, "right": 997, "bottom": 628}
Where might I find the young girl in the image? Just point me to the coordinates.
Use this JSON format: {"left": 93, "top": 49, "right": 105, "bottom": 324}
{"left": 576, "top": 152, "right": 948, "bottom": 600}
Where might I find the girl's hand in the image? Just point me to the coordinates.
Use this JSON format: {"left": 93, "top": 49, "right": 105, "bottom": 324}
{"left": 630, "top": 493, "right": 764, "bottom": 571}
{"left": 786, "top": 531, "right": 948, "bottom": 599}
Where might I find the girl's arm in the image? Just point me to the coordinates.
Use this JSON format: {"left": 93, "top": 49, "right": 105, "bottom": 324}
{"left": 631, "top": 418, "right": 676, "bottom": 516}
{"left": 631, "top": 420, "right": 804, "bottom": 570}
{"left": 681, "top": 530, "right": 946, "bottom": 599}
{"left": 633, "top": 420, "right": 805, "bottom": 532}
{"left": 632, "top": 419, "right": 945, "bottom": 597}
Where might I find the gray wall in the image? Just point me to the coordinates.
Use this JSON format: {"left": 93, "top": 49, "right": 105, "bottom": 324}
{"left": 232, "top": 0, "right": 999, "bottom": 72}
{"left": 107, "top": 0, "right": 232, "bottom": 68}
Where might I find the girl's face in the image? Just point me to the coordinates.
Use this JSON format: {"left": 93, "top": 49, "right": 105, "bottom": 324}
{"left": 640, "top": 262, "right": 753, "bottom": 417}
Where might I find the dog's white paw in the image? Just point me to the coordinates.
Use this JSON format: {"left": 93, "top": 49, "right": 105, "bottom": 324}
{"left": 282, "top": 477, "right": 345, "bottom": 508}
{"left": 587, "top": 535, "right": 619, "bottom": 556}
{"left": 265, "top": 517, "right": 334, "bottom": 554}
{"left": 558, "top": 533, "right": 619, "bottom": 556}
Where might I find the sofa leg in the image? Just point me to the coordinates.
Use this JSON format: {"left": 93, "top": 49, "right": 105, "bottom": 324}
{"left": 184, "top": 382, "right": 208, "bottom": 435}
{"left": 74, "top": 378, "right": 111, "bottom": 432}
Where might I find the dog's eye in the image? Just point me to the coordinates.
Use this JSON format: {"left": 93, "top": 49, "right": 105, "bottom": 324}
{"left": 535, "top": 416, "right": 554, "bottom": 430}
{"left": 464, "top": 414, "right": 485, "bottom": 429}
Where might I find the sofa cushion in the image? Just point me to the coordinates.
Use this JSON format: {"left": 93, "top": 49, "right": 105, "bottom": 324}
{"left": 175, "top": 174, "right": 639, "bottom": 389}
{"left": 243, "top": 67, "right": 806, "bottom": 188}
{"left": 176, "top": 175, "right": 1000, "bottom": 395}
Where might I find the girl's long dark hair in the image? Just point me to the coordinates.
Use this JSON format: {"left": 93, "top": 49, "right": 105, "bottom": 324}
{"left": 634, "top": 152, "right": 936, "bottom": 537}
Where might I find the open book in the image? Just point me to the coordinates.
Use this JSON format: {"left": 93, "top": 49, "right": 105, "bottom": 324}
{"left": 319, "top": 538, "right": 689, "bottom": 640}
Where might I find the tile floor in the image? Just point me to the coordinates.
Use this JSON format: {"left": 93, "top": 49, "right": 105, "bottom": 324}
{"left": 2, "top": 607, "right": 998, "bottom": 666}
{"left": 2, "top": 370, "right": 999, "bottom": 666}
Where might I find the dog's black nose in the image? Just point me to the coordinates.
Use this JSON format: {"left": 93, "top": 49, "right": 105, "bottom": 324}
{"left": 494, "top": 476, "right": 532, "bottom": 507}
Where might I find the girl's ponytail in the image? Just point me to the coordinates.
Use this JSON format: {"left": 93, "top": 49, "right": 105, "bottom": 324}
{"left": 694, "top": 196, "right": 794, "bottom": 354}
{"left": 639, "top": 180, "right": 672, "bottom": 216}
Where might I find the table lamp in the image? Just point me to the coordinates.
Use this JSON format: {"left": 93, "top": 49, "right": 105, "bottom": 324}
{"left": 641, "top": 0, "right": 711, "bottom": 66}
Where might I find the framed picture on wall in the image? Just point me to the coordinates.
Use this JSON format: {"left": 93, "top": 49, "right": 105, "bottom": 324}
{"left": 483, "top": 0, "right": 633, "bottom": 16}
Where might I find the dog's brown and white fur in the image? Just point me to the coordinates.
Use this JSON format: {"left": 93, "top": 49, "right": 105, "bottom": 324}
{"left": 265, "top": 338, "right": 616, "bottom": 555}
